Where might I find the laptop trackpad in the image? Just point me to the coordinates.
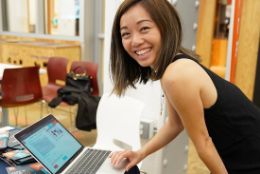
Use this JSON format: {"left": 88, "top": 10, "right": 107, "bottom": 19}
{"left": 97, "top": 158, "right": 125, "bottom": 174}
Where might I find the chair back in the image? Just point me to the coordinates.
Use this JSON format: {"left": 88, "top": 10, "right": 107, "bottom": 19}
{"left": 1, "top": 66, "right": 43, "bottom": 107}
{"left": 93, "top": 93, "right": 144, "bottom": 151}
{"left": 70, "top": 61, "right": 99, "bottom": 96}
{"left": 47, "top": 57, "right": 68, "bottom": 86}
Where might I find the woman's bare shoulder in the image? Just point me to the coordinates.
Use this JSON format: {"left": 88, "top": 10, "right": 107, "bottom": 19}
{"left": 161, "top": 58, "right": 202, "bottom": 89}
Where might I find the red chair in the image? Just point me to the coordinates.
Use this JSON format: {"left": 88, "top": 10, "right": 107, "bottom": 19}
{"left": 0, "top": 66, "right": 42, "bottom": 126}
{"left": 42, "top": 57, "right": 68, "bottom": 103}
{"left": 70, "top": 61, "right": 99, "bottom": 96}
{"left": 41, "top": 57, "right": 76, "bottom": 127}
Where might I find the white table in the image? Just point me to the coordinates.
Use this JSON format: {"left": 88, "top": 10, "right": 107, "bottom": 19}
{"left": 0, "top": 63, "right": 46, "bottom": 126}
{"left": 0, "top": 64, "right": 21, "bottom": 79}
{"left": 0, "top": 63, "right": 46, "bottom": 80}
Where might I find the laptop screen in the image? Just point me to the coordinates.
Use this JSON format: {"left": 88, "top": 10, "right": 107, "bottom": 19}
{"left": 15, "top": 115, "right": 83, "bottom": 174}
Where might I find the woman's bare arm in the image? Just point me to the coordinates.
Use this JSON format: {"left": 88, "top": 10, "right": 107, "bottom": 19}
{"left": 162, "top": 59, "right": 228, "bottom": 174}
{"left": 139, "top": 98, "right": 184, "bottom": 158}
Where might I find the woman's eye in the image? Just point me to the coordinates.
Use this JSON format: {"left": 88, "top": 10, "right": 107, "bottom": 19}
{"left": 121, "top": 32, "right": 130, "bottom": 38}
{"left": 140, "top": 27, "right": 150, "bottom": 32}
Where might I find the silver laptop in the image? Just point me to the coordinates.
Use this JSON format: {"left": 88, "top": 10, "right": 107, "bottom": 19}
{"left": 14, "top": 114, "right": 125, "bottom": 174}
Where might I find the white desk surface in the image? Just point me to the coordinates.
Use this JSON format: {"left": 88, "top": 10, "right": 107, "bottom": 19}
{"left": 0, "top": 63, "right": 46, "bottom": 80}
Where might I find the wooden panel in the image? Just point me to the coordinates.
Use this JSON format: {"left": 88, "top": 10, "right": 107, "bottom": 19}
{"left": 235, "top": 0, "right": 260, "bottom": 99}
{"left": 0, "top": 35, "right": 81, "bottom": 86}
{"left": 47, "top": 0, "right": 54, "bottom": 34}
{"left": 196, "top": 0, "right": 217, "bottom": 67}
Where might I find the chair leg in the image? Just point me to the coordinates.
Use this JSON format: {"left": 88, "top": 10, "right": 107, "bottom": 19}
{"left": 40, "top": 100, "right": 45, "bottom": 118}
{"left": 0, "top": 108, "right": 9, "bottom": 126}
{"left": 24, "top": 106, "right": 28, "bottom": 125}
{"left": 13, "top": 107, "right": 19, "bottom": 127}
{"left": 40, "top": 100, "right": 53, "bottom": 117}
{"left": 69, "top": 106, "right": 73, "bottom": 127}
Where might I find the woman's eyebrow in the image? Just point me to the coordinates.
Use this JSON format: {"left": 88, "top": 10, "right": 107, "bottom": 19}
{"left": 120, "top": 26, "right": 128, "bottom": 31}
{"left": 137, "top": 19, "right": 153, "bottom": 25}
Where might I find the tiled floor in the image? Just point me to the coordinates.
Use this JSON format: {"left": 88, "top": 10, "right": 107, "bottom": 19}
{"left": 2, "top": 102, "right": 210, "bottom": 174}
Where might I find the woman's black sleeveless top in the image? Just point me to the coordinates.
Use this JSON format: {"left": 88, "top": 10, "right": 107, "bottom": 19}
{"left": 174, "top": 54, "right": 260, "bottom": 173}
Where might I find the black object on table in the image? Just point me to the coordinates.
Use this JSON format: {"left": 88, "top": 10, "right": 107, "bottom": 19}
{"left": 125, "top": 165, "right": 141, "bottom": 174}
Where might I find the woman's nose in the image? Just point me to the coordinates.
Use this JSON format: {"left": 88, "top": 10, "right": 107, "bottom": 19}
{"left": 131, "top": 33, "right": 143, "bottom": 47}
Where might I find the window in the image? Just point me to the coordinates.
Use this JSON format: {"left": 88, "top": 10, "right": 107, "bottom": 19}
{"left": 5, "top": 0, "right": 36, "bottom": 33}
{"left": 46, "top": 0, "right": 80, "bottom": 36}
{"left": 2, "top": 0, "right": 80, "bottom": 37}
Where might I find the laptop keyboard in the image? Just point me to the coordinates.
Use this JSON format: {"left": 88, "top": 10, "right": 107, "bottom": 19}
{"left": 67, "top": 149, "right": 111, "bottom": 174}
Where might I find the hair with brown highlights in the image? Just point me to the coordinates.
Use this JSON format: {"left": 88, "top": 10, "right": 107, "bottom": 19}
{"left": 110, "top": 0, "right": 198, "bottom": 95}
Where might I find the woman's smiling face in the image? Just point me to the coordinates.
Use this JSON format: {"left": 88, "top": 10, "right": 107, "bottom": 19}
{"left": 120, "top": 3, "right": 161, "bottom": 68}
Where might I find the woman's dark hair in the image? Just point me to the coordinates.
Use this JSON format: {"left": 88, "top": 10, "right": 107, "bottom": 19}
{"left": 110, "top": 0, "right": 197, "bottom": 95}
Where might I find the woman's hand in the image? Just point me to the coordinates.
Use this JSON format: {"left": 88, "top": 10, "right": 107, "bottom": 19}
{"left": 110, "top": 149, "right": 144, "bottom": 171}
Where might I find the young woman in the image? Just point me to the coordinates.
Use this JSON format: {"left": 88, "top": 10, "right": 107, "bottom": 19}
{"left": 109, "top": 0, "right": 260, "bottom": 173}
